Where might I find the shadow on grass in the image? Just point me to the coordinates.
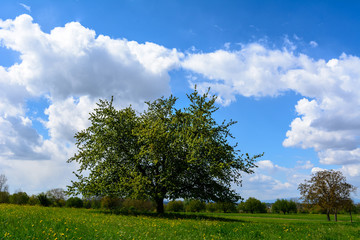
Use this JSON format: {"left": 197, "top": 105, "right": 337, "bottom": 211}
{"left": 98, "top": 210, "right": 244, "bottom": 222}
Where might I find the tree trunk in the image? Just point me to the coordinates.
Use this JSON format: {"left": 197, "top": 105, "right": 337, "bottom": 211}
{"left": 155, "top": 197, "right": 164, "bottom": 214}
{"left": 326, "top": 209, "right": 331, "bottom": 221}
{"left": 334, "top": 209, "right": 338, "bottom": 222}
{"left": 350, "top": 210, "right": 353, "bottom": 223}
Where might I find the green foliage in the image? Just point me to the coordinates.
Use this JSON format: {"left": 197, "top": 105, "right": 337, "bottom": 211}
{"left": 122, "top": 199, "right": 155, "bottom": 212}
{"left": 46, "top": 188, "right": 66, "bottom": 207}
{"left": 9, "top": 192, "right": 29, "bottom": 205}
{"left": 0, "top": 191, "right": 10, "bottom": 203}
{"left": 28, "top": 195, "right": 40, "bottom": 206}
{"left": 298, "top": 170, "right": 356, "bottom": 221}
{"left": 214, "top": 201, "right": 238, "bottom": 213}
{"left": 272, "top": 199, "right": 297, "bottom": 214}
{"left": 66, "top": 197, "right": 83, "bottom": 208}
{"left": 37, "top": 193, "right": 52, "bottom": 207}
{"left": 239, "top": 197, "right": 267, "bottom": 213}
{"left": 166, "top": 200, "right": 184, "bottom": 212}
{"left": 206, "top": 202, "right": 217, "bottom": 212}
{"left": 68, "top": 89, "right": 263, "bottom": 213}
{"left": 185, "top": 199, "right": 206, "bottom": 212}
{"left": 100, "top": 196, "right": 122, "bottom": 210}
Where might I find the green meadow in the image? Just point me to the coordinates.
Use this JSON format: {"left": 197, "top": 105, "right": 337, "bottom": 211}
{"left": 0, "top": 204, "right": 359, "bottom": 240}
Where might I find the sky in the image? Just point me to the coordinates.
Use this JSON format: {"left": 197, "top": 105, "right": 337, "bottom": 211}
{"left": 0, "top": 0, "right": 360, "bottom": 201}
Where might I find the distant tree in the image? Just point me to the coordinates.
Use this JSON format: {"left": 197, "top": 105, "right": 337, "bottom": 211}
{"left": 37, "top": 193, "right": 52, "bottom": 207}
{"left": 214, "top": 201, "right": 238, "bottom": 213}
{"left": 342, "top": 198, "right": 355, "bottom": 223}
{"left": 239, "top": 197, "right": 267, "bottom": 213}
{"left": 66, "top": 197, "right": 83, "bottom": 208}
{"left": 166, "top": 200, "right": 184, "bottom": 212}
{"left": 10, "top": 192, "right": 29, "bottom": 205}
{"left": 0, "top": 174, "right": 9, "bottom": 192}
{"left": 46, "top": 188, "right": 66, "bottom": 207}
{"left": 67, "top": 89, "right": 262, "bottom": 213}
{"left": 298, "top": 170, "right": 356, "bottom": 221}
{"left": 0, "top": 191, "right": 10, "bottom": 203}
{"left": 184, "top": 199, "right": 206, "bottom": 212}
{"left": 272, "top": 199, "right": 296, "bottom": 214}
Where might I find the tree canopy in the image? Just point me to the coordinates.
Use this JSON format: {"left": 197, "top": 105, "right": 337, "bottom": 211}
{"left": 67, "top": 89, "right": 263, "bottom": 213}
{"left": 298, "top": 169, "right": 356, "bottom": 221}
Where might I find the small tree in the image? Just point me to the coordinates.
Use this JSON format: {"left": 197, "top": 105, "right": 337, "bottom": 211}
{"left": 184, "top": 199, "right": 206, "bottom": 212}
{"left": 37, "top": 193, "right": 52, "bottom": 207}
{"left": 239, "top": 197, "right": 267, "bottom": 213}
{"left": 298, "top": 170, "right": 356, "bottom": 221}
{"left": 272, "top": 199, "right": 297, "bottom": 214}
{"left": 46, "top": 188, "right": 66, "bottom": 207}
{"left": 10, "top": 192, "right": 29, "bottom": 205}
{"left": 166, "top": 200, "right": 184, "bottom": 212}
{"left": 66, "top": 197, "right": 83, "bottom": 208}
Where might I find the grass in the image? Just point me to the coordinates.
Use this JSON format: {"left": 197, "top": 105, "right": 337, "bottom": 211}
{"left": 1, "top": 204, "right": 360, "bottom": 239}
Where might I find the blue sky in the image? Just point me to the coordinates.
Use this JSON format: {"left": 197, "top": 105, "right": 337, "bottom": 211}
{"left": 1, "top": 0, "right": 360, "bottom": 201}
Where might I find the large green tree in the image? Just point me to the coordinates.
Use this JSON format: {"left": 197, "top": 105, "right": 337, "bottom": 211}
{"left": 67, "top": 89, "right": 263, "bottom": 213}
{"left": 298, "top": 170, "right": 356, "bottom": 221}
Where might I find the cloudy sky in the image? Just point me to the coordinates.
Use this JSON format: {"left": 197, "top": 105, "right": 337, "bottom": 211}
{"left": 1, "top": 0, "right": 360, "bottom": 201}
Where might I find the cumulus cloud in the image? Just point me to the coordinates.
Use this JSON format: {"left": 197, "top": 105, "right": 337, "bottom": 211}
{"left": 183, "top": 43, "right": 360, "bottom": 171}
{"left": 0, "top": 14, "right": 183, "bottom": 192}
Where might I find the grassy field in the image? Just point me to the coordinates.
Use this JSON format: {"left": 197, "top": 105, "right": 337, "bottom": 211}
{"left": 0, "top": 204, "right": 359, "bottom": 239}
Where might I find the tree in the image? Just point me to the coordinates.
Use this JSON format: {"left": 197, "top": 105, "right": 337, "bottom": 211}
{"left": 239, "top": 197, "right": 267, "bottom": 213}
{"left": 298, "top": 170, "right": 356, "bottom": 221}
{"left": 46, "top": 188, "right": 66, "bottom": 207}
{"left": 272, "top": 199, "right": 297, "bottom": 214}
{"left": 0, "top": 174, "right": 9, "bottom": 192}
{"left": 67, "top": 89, "right": 263, "bottom": 213}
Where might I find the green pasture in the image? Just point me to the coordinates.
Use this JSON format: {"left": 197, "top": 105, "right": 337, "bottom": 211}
{"left": 0, "top": 204, "right": 359, "bottom": 239}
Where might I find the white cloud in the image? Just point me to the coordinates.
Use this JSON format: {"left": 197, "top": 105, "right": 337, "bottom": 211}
{"left": 0, "top": 14, "right": 183, "bottom": 193}
{"left": 310, "top": 41, "right": 318, "bottom": 48}
{"left": 19, "top": 3, "right": 31, "bottom": 12}
{"left": 183, "top": 43, "right": 360, "bottom": 171}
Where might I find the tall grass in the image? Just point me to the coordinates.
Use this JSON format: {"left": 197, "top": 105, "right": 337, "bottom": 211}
{"left": 0, "top": 204, "right": 359, "bottom": 239}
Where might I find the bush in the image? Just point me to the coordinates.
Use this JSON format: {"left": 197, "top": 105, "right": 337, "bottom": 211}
{"left": 0, "top": 191, "right": 10, "bottom": 203}
{"left": 46, "top": 188, "right": 66, "bottom": 207}
{"left": 166, "top": 200, "right": 184, "bottom": 212}
{"left": 214, "top": 202, "right": 237, "bottom": 213}
{"left": 100, "top": 196, "right": 122, "bottom": 210}
{"left": 28, "top": 195, "right": 40, "bottom": 205}
{"left": 206, "top": 202, "right": 217, "bottom": 212}
{"left": 37, "top": 193, "right": 52, "bottom": 207}
{"left": 9, "top": 192, "right": 29, "bottom": 205}
{"left": 122, "top": 199, "right": 155, "bottom": 212}
{"left": 184, "top": 199, "right": 206, "bottom": 212}
{"left": 66, "top": 197, "right": 83, "bottom": 208}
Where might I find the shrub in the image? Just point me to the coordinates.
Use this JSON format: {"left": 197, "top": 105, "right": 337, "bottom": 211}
{"left": 9, "top": 192, "right": 29, "bottom": 205}
{"left": 166, "top": 200, "right": 184, "bottom": 212}
{"left": 214, "top": 202, "right": 237, "bottom": 213}
{"left": 28, "top": 195, "right": 40, "bottom": 205}
{"left": 37, "top": 193, "right": 52, "bottom": 207}
{"left": 184, "top": 199, "right": 206, "bottom": 212}
{"left": 66, "top": 197, "right": 83, "bottom": 208}
{"left": 206, "top": 202, "right": 217, "bottom": 212}
{"left": 100, "top": 196, "right": 122, "bottom": 210}
{"left": 0, "top": 191, "right": 10, "bottom": 203}
{"left": 46, "top": 188, "right": 66, "bottom": 207}
{"left": 122, "top": 199, "right": 155, "bottom": 212}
